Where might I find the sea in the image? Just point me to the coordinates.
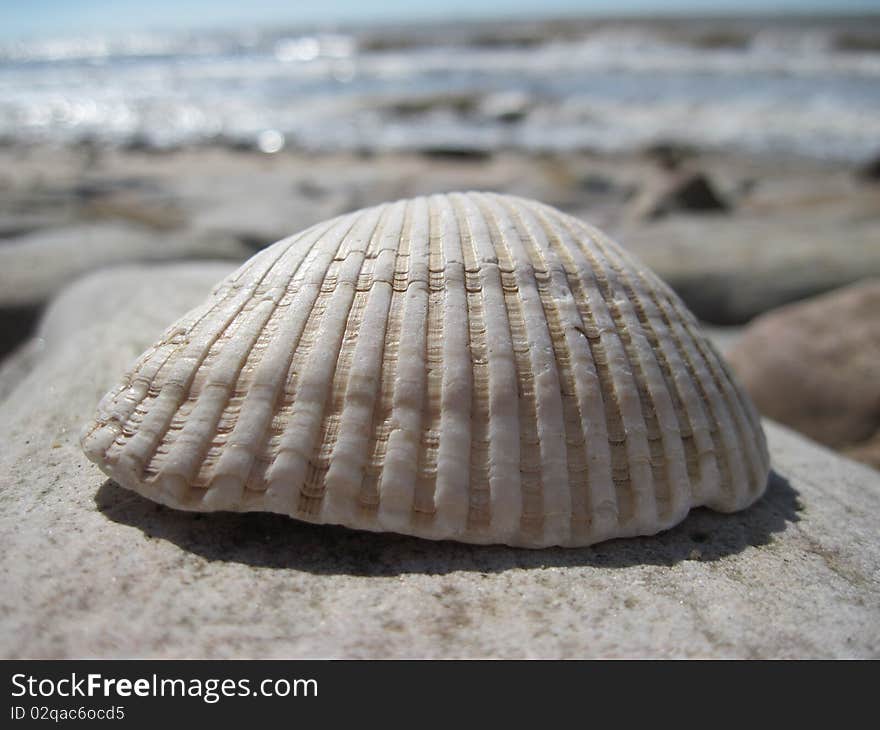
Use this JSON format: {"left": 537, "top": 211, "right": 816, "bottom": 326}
{"left": 1, "top": 15, "right": 879, "bottom": 161}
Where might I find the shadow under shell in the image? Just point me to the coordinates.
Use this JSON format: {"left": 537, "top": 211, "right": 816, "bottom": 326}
{"left": 94, "top": 470, "right": 800, "bottom": 576}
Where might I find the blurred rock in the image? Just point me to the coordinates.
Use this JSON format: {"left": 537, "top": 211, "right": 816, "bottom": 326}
{"left": 72, "top": 177, "right": 159, "bottom": 200}
{"left": 843, "top": 431, "right": 880, "bottom": 471}
{"left": 479, "top": 91, "right": 533, "bottom": 124}
{"left": 0, "top": 223, "right": 257, "bottom": 354}
{"left": 632, "top": 170, "right": 730, "bottom": 219}
{"left": 640, "top": 141, "right": 700, "bottom": 170}
{"left": 0, "top": 262, "right": 234, "bottom": 401}
{"left": 619, "top": 214, "right": 880, "bottom": 324}
{"left": 82, "top": 192, "right": 187, "bottom": 231}
{"left": 383, "top": 92, "right": 480, "bottom": 117}
{"left": 0, "top": 223, "right": 253, "bottom": 311}
{"left": 577, "top": 173, "right": 617, "bottom": 195}
{"left": 190, "top": 193, "right": 350, "bottom": 252}
{"left": 0, "top": 305, "right": 43, "bottom": 360}
{"left": 726, "top": 280, "right": 880, "bottom": 469}
{"left": 0, "top": 190, "right": 79, "bottom": 237}
{"left": 419, "top": 146, "right": 493, "bottom": 162}
{"left": 0, "top": 334, "right": 42, "bottom": 402}
{"left": 72, "top": 177, "right": 188, "bottom": 230}
{"left": 857, "top": 152, "right": 880, "bottom": 181}
{"left": 0, "top": 213, "right": 68, "bottom": 239}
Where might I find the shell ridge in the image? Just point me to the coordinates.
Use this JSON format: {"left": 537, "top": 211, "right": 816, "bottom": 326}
{"left": 635, "top": 283, "right": 726, "bottom": 502}
{"left": 450, "top": 192, "right": 522, "bottom": 539}
{"left": 204, "top": 215, "right": 358, "bottom": 506}
{"left": 590, "top": 235, "right": 718, "bottom": 506}
{"left": 111, "top": 223, "right": 312, "bottom": 484}
{"left": 272, "top": 203, "right": 388, "bottom": 516}
{"left": 566, "top": 209, "right": 736, "bottom": 494}
{"left": 84, "top": 338, "right": 183, "bottom": 460}
{"left": 640, "top": 281, "right": 750, "bottom": 500}
{"left": 470, "top": 193, "right": 542, "bottom": 538}
{"left": 525, "top": 202, "right": 619, "bottom": 540}
{"left": 357, "top": 200, "right": 412, "bottom": 518}
{"left": 160, "top": 295, "right": 281, "bottom": 495}
{"left": 449, "top": 194, "right": 493, "bottom": 532}
{"left": 670, "top": 296, "right": 756, "bottom": 506}
{"left": 83, "top": 259, "right": 271, "bottom": 461}
{"left": 411, "top": 196, "right": 446, "bottom": 522}
{"left": 710, "top": 340, "right": 771, "bottom": 486}
{"left": 644, "top": 286, "right": 738, "bottom": 508}
{"left": 495, "top": 193, "right": 598, "bottom": 542}
{"left": 234, "top": 215, "right": 362, "bottom": 497}
{"left": 544, "top": 208, "right": 657, "bottom": 531}
{"left": 375, "top": 196, "right": 430, "bottom": 529}
{"left": 430, "top": 194, "right": 473, "bottom": 535}
{"left": 473, "top": 192, "right": 568, "bottom": 543}
{"left": 558, "top": 208, "right": 724, "bottom": 505}
{"left": 259, "top": 208, "right": 377, "bottom": 509}
{"left": 666, "top": 298, "right": 767, "bottom": 505}
{"left": 318, "top": 203, "right": 401, "bottom": 517}
{"left": 560, "top": 211, "right": 693, "bottom": 523}
{"left": 321, "top": 200, "right": 406, "bottom": 521}
{"left": 159, "top": 225, "right": 340, "bottom": 497}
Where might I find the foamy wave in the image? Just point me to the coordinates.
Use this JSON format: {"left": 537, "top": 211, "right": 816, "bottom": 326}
{"left": 1, "top": 20, "right": 878, "bottom": 160}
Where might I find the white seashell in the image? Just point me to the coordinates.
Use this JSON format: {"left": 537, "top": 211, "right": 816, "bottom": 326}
{"left": 82, "top": 192, "right": 770, "bottom": 548}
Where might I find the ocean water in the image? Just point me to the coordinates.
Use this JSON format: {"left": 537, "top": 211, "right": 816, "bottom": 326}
{"left": 1, "top": 17, "right": 879, "bottom": 161}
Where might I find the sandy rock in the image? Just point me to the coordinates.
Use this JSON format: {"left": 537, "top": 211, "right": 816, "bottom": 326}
{"left": 0, "top": 224, "right": 254, "bottom": 312}
{"left": 0, "top": 220, "right": 252, "bottom": 356}
{"left": 726, "top": 280, "right": 880, "bottom": 468}
{"left": 843, "top": 431, "right": 880, "bottom": 471}
{"left": 0, "top": 213, "right": 69, "bottom": 240}
{"left": 81, "top": 191, "right": 187, "bottom": 231}
{"left": 0, "top": 262, "right": 878, "bottom": 658}
{"left": 190, "top": 195, "right": 345, "bottom": 251}
{"left": 631, "top": 170, "right": 730, "bottom": 219}
{"left": 640, "top": 141, "right": 700, "bottom": 170}
{"left": 479, "top": 91, "right": 533, "bottom": 124}
{"left": 858, "top": 152, "right": 880, "bottom": 181}
{"left": 618, "top": 214, "right": 880, "bottom": 324}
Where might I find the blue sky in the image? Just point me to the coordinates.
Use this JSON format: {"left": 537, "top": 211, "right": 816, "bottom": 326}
{"left": 2, "top": 0, "right": 878, "bottom": 40}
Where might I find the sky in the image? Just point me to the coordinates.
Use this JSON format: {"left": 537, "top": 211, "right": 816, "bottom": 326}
{"left": 2, "top": 0, "right": 879, "bottom": 40}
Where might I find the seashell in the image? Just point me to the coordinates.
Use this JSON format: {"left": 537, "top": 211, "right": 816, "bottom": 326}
{"left": 81, "top": 192, "right": 770, "bottom": 548}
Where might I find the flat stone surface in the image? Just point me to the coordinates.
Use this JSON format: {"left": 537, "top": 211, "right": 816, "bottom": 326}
{"left": 0, "top": 223, "right": 253, "bottom": 309}
{"left": 0, "top": 263, "right": 878, "bottom": 658}
{"left": 617, "top": 213, "right": 880, "bottom": 324}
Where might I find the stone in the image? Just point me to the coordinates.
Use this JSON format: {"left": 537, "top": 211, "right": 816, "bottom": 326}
{"left": 857, "top": 152, "right": 880, "bottom": 181}
{"left": 0, "top": 223, "right": 260, "bottom": 355}
{"left": 0, "top": 213, "right": 68, "bottom": 240}
{"left": 640, "top": 141, "right": 700, "bottom": 171}
{"left": 726, "top": 280, "right": 880, "bottom": 469}
{"left": 631, "top": 170, "right": 730, "bottom": 219}
{"left": 479, "top": 91, "right": 533, "bottom": 124}
{"left": 81, "top": 191, "right": 187, "bottom": 231}
{"left": 843, "top": 430, "right": 880, "bottom": 471}
{"left": 188, "top": 184, "right": 351, "bottom": 252}
{"left": 0, "top": 224, "right": 253, "bottom": 311}
{"left": 419, "top": 147, "right": 493, "bottom": 162}
{"left": 0, "top": 262, "right": 878, "bottom": 658}
{"left": 617, "top": 214, "right": 880, "bottom": 324}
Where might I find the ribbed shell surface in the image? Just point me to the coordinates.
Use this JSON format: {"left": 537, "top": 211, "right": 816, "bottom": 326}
{"left": 82, "top": 192, "right": 770, "bottom": 548}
